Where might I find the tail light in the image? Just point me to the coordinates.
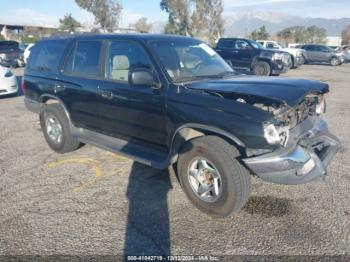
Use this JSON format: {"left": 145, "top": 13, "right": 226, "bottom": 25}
{"left": 21, "top": 78, "right": 27, "bottom": 94}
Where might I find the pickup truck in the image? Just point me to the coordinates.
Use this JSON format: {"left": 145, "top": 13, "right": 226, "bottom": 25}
{"left": 24, "top": 34, "right": 341, "bottom": 217}
{"left": 214, "top": 38, "right": 291, "bottom": 76}
{"left": 256, "top": 40, "right": 304, "bottom": 68}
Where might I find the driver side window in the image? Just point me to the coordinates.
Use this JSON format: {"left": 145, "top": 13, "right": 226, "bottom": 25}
{"left": 106, "top": 41, "right": 153, "bottom": 83}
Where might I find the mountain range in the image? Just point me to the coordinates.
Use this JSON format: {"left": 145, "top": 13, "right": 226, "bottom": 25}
{"left": 152, "top": 11, "right": 350, "bottom": 37}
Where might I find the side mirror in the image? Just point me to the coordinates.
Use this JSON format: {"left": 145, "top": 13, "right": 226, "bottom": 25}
{"left": 130, "top": 70, "right": 161, "bottom": 89}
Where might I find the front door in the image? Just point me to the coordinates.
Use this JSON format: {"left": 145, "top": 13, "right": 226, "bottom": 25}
{"left": 97, "top": 40, "right": 168, "bottom": 147}
{"left": 231, "top": 39, "right": 253, "bottom": 68}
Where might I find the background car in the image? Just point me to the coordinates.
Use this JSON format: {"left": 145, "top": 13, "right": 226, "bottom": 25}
{"left": 0, "top": 41, "right": 24, "bottom": 68}
{"left": 0, "top": 65, "right": 18, "bottom": 96}
{"left": 299, "top": 44, "right": 344, "bottom": 66}
{"left": 215, "top": 38, "right": 291, "bottom": 76}
{"left": 24, "top": 43, "right": 35, "bottom": 64}
{"left": 340, "top": 45, "right": 350, "bottom": 63}
{"left": 257, "top": 40, "right": 304, "bottom": 68}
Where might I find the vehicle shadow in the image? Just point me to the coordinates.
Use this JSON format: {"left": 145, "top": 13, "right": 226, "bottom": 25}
{"left": 124, "top": 162, "right": 173, "bottom": 258}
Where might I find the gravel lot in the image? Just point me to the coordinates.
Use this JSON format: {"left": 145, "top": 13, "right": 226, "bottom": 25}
{"left": 0, "top": 65, "right": 349, "bottom": 259}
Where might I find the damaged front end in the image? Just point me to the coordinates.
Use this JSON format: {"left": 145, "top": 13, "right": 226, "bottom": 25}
{"left": 186, "top": 77, "right": 341, "bottom": 185}
{"left": 242, "top": 94, "right": 341, "bottom": 185}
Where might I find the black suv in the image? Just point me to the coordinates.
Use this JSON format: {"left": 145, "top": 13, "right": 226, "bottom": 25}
{"left": 215, "top": 38, "right": 290, "bottom": 76}
{"left": 24, "top": 34, "right": 340, "bottom": 217}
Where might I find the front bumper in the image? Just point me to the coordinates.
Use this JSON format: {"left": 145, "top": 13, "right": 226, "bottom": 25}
{"left": 295, "top": 55, "right": 304, "bottom": 66}
{"left": 243, "top": 119, "right": 341, "bottom": 185}
{"left": 271, "top": 60, "right": 289, "bottom": 75}
{"left": 0, "top": 76, "right": 18, "bottom": 96}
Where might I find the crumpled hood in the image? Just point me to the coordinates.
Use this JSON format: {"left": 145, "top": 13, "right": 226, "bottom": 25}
{"left": 187, "top": 76, "right": 329, "bottom": 107}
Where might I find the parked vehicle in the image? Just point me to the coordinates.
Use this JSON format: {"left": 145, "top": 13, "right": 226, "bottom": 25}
{"left": 339, "top": 45, "right": 350, "bottom": 63}
{"left": 0, "top": 41, "right": 25, "bottom": 67}
{"left": 0, "top": 65, "right": 18, "bottom": 96}
{"left": 24, "top": 43, "right": 35, "bottom": 64}
{"left": 299, "top": 44, "right": 345, "bottom": 66}
{"left": 257, "top": 40, "right": 304, "bottom": 68}
{"left": 24, "top": 34, "right": 341, "bottom": 217}
{"left": 215, "top": 38, "right": 291, "bottom": 76}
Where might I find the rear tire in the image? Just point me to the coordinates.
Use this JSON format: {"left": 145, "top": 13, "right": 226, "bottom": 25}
{"left": 177, "top": 136, "right": 251, "bottom": 218}
{"left": 40, "top": 104, "right": 81, "bottom": 154}
{"left": 252, "top": 61, "right": 271, "bottom": 76}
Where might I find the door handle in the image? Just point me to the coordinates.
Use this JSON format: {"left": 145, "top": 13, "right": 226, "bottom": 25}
{"left": 54, "top": 84, "right": 65, "bottom": 93}
{"left": 101, "top": 91, "right": 113, "bottom": 99}
{"left": 232, "top": 50, "right": 239, "bottom": 53}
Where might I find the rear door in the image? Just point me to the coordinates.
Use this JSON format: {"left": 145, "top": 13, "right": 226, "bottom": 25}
{"left": 215, "top": 39, "right": 236, "bottom": 65}
{"left": 58, "top": 40, "right": 104, "bottom": 132}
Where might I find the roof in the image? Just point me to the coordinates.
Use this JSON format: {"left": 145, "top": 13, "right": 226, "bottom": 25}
{"left": 43, "top": 33, "right": 199, "bottom": 42}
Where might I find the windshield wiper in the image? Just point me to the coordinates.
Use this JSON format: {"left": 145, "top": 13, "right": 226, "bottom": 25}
{"left": 176, "top": 71, "right": 236, "bottom": 83}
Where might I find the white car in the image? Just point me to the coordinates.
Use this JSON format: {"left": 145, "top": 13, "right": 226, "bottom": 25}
{"left": 0, "top": 65, "right": 18, "bottom": 96}
{"left": 24, "top": 43, "right": 35, "bottom": 64}
{"left": 257, "top": 40, "right": 304, "bottom": 68}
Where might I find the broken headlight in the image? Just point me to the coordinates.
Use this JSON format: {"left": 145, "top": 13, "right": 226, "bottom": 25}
{"left": 263, "top": 122, "right": 290, "bottom": 146}
{"left": 263, "top": 123, "right": 281, "bottom": 145}
{"left": 316, "top": 95, "right": 326, "bottom": 115}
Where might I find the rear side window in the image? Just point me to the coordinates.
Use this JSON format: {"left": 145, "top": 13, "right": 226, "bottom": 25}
{"left": 217, "top": 39, "right": 234, "bottom": 49}
{"left": 305, "top": 45, "right": 316, "bottom": 51}
{"left": 27, "top": 40, "right": 68, "bottom": 72}
{"left": 64, "top": 41, "right": 102, "bottom": 78}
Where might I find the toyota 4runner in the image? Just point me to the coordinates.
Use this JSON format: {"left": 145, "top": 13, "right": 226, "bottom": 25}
{"left": 24, "top": 34, "right": 341, "bottom": 217}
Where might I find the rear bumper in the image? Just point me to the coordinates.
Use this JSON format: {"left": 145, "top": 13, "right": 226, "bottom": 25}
{"left": 243, "top": 119, "right": 341, "bottom": 185}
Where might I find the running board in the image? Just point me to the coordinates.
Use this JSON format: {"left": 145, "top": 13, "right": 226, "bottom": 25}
{"left": 74, "top": 128, "right": 170, "bottom": 169}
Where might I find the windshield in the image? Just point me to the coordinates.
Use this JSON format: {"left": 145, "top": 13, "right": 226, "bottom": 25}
{"left": 0, "top": 42, "right": 19, "bottom": 53}
{"left": 148, "top": 39, "right": 234, "bottom": 82}
{"left": 248, "top": 40, "right": 263, "bottom": 49}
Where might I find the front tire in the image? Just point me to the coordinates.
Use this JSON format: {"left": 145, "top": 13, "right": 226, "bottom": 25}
{"left": 330, "top": 57, "right": 340, "bottom": 66}
{"left": 177, "top": 136, "right": 251, "bottom": 218}
{"left": 40, "top": 104, "right": 81, "bottom": 154}
{"left": 252, "top": 61, "right": 271, "bottom": 76}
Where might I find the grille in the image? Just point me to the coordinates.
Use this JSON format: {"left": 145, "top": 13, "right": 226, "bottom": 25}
{"left": 278, "top": 97, "right": 318, "bottom": 128}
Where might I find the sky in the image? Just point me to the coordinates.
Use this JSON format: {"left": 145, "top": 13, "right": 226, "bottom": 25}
{"left": 0, "top": 0, "right": 349, "bottom": 28}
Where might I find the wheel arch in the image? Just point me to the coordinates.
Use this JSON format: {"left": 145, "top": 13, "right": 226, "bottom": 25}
{"left": 38, "top": 94, "right": 73, "bottom": 125}
{"left": 169, "top": 124, "right": 246, "bottom": 164}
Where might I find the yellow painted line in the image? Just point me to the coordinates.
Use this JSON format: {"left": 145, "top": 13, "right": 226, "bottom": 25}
{"left": 48, "top": 158, "right": 102, "bottom": 178}
{"left": 48, "top": 157, "right": 125, "bottom": 193}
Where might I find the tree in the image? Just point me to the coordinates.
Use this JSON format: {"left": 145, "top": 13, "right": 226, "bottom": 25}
{"left": 160, "top": 0, "right": 224, "bottom": 43}
{"left": 341, "top": 25, "right": 350, "bottom": 45}
{"left": 59, "top": 13, "right": 81, "bottom": 32}
{"left": 75, "top": 0, "right": 122, "bottom": 32}
{"left": 131, "top": 17, "right": 152, "bottom": 33}
{"left": 250, "top": 26, "right": 270, "bottom": 40}
{"left": 160, "top": 0, "right": 192, "bottom": 35}
{"left": 277, "top": 25, "right": 327, "bottom": 44}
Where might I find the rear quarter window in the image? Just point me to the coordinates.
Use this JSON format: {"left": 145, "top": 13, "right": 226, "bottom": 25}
{"left": 27, "top": 40, "right": 69, "bottom": 72}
